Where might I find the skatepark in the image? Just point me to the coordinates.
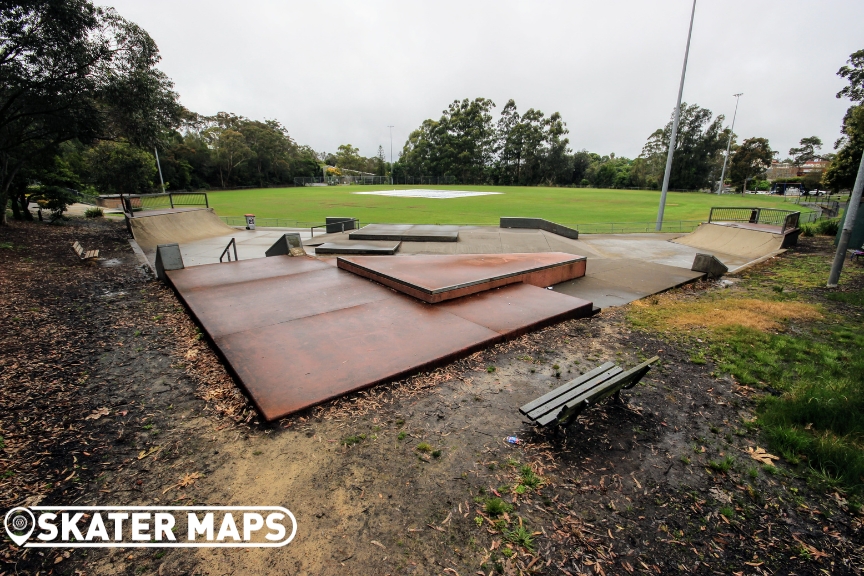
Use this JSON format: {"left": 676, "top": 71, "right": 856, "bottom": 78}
{"left": 123, "top": 196, "right": 802, "bottom": 421}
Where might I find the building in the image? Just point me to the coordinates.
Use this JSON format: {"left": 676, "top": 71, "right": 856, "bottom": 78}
{"left": 765, "top": 159, "right": 829, "bottom": 180}
{"left": 766, "top": 162, "right": 797, "bottom": 180}
{"left": 800, "top": 159, "right": 830, "bottom": 174}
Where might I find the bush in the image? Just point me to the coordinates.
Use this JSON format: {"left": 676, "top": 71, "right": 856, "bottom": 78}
{"left": 814, "top": 218, "right": 840, "bottom": 236}
{"left": 84, "top": 207, "right": 104, "bottom": 218}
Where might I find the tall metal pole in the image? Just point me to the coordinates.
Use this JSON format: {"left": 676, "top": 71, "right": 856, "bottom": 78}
{"left": 716, "top": 93, "right": 742, "bottom": 194}
{"left": 388, "top": 125, "right": 394, "bottom": 185}
{"left": 154, "top": 147, "right": 166, "bottom": 194}
{"left": 827, "top": 150, "right": 864, "bottom": 287}
{"left": 656, "top": 0, "right": 697, "bottom": 231}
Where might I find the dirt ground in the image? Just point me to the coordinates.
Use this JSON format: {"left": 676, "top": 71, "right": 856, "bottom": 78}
{"left": 1, "top": 218, "right": 861, "bottom": 576}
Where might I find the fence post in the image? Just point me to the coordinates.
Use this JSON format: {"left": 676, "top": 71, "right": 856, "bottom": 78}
{"left": 169, "top": 193, "right": 174, "bottom": 209}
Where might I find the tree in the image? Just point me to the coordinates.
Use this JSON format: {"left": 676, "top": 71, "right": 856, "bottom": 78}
{"left": 730, "top": 138, "right": 773, "bottom": 190}
{"left": 397, "top": 119, "right": 439, "bottom": 177}
{"left": 639, "top": 103, "right": 729, "bottom": 190}
{"left": 0, "top": 0, "right": 181, "bottom": 224}
{"left": 436, "top": 98, "right": 497, "bottom": 183}
{"left": 541, "top": 111, "right": 572, "bottom": 185}
{"left": 84, "top": 141, "right": 156, "bottom": 195}
{"left": 375, "top": 146, "right": 386, "bottom": 176}
{"left": 836, "top": 49, "right": 864, "bottom": 103}
{"left": 789, "top": 136, "right": 823, "bottom": 167}
{"left": 209, "top": 129, "right": 252, "bottom": 188}
{"left": 7, "top": 151, "right": 80, "bottom": 220}
{"left": 571, "top": 150, "right": 595, "bottom": 185}
{"left": 823, "top": 105, "right": 864, "bottom": 191}
{"left": 495, "top": 100, "right": 524, "bottom": 184}
{"left": 335, "top": 144, "right": 365, "bottom": 172}
{"left": 824, "top": 49, "right": 864, "bottom": 191}
{"left": 242, "top": 119, "right": 297, "bottom": 186}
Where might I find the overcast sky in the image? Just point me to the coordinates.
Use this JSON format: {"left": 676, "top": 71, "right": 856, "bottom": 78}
{"left": 108, "top": 0, "right": 862, "bottom": 161}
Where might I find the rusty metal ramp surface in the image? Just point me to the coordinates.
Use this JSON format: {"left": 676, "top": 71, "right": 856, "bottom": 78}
{"left": 166, "top": 256, "right": 593, "bottom": 420}
{"left": 337, "top": 252, "right": 587, "bottom": 303}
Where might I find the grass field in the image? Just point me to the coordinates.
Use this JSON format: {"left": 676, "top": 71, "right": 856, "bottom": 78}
{"left": 205, "top": 185, "right": 802, "bottom": 229}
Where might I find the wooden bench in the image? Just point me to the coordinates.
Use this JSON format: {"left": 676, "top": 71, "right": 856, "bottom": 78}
{"left": 72, "top": 241, "right": 99, "bottom": 261}
{"left": 519, "top": 356, "right": 660, "bottom": 427}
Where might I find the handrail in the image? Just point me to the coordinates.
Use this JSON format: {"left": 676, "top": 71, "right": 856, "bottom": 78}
{"left": 707, "top": 207, "right": 801, "bottom": 233}
{"left": 310, "top": 218, "right": 360, "bottom": 238}
{"left": 219, "top": 238, "right": 238, "bottom": 262}
{"left": 112, "top": 192, "right": 209, "bottom": 212}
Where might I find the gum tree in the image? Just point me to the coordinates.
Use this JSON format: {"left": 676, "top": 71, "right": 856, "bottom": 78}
{"left": 0, "top": 0, "right": 181, "bottom": 224}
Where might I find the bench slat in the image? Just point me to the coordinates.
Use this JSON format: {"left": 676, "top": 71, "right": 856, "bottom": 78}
{"left": 528, "top": 366, "right": 624, "bottom": 420}
{"left": 553, "top": 356, "right": 660, "bottom": 425}
{"left": 519, "top": 361, "right": 615, "bottom": 416}
{"left": 72, "top": 241, "right": 98, "bottom": 260}
{"left": 526, "top": 366, "right": 623, "bottom": 421}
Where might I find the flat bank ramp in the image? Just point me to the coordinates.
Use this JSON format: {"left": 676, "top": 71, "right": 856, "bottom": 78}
{"left": 671, "top": 223, "right": 784, "bottom": 260}
{"left": 129, "top": 208, "right": 236, "bottom": 253}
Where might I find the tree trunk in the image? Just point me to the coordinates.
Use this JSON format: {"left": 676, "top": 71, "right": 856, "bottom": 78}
{"left": 17, "top": 191, "right": 33, "bottom": 221}
{"left": 0, "top": 158, "right": 15, "bottom": 226}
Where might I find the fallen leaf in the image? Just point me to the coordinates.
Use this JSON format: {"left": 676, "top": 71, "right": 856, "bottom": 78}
{"left": 370, "top": 540, "right": 385, "bottom": 549}
{"left": 137, "top": 446, "right": 161, "bottom": 460}
{"left": 748, "top": 446, "right": 779, "bottom": 465}
{"left": 85, "top": 407, "right": 110, "bottom": 420}
{"left": 178, "top": 472, "right": 200, "bottom": 487}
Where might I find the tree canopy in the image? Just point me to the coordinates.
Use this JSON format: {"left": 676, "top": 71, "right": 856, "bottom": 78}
{"left": 639, "top": 103, "right": 730, "bottom": 190}
{"left": 824, "top": 48, "right": 864, "bottom": 191}
{"left": 0, "top": 0, "right": 182, "bottom": 223}
{"left": 395, "top": 98, "right": 572, "bottom": 186}
{"left": 730, "top": 138, "right": 773, "bottom": 189}
{"left": 788, "top": 136, "right": 823, "bottom": 166}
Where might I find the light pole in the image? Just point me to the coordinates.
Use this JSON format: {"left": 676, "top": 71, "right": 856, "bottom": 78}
{"left": 716, "top": 93, "right": 742, "bottom": 194}
{"left": 388, "top": 125, "right": 394, "bottom": 185}
{"left": 154, "top": 147, "right": 166, "bottom": 194}
{"left": 656, "top": 0, "right": 697, "bottom": 231}
{"left": 827, "top": 149, "right": 864, "bottom": 287}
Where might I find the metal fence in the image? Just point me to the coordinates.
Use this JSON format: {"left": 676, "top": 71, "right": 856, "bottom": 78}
{"left": 219, "top": 216, "right": 321, "bottom": 228}
{"left": 295, "top": 176, "right": 392, "bottom": 186}
{"left": 117, "top": 192, "right": 209, "bottom": 212}
{"left": 570, "top": 220, "right": 703, "bottom": 234}
{"left": 294, "top": 176, "right": 460, "bottom": 186}
{"left": 217, "top": 217, "right": 703, "bottom": 234}
{"left": 707, "top": 207, "right": 800, "bottom": 233}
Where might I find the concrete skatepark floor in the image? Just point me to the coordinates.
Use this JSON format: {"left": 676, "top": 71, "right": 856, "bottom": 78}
{"left": 2, "top": 219, "right": 861, "bottom": 576}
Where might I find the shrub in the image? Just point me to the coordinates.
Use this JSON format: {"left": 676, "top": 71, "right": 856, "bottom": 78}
{"left": 814, "top": 218, "right": 840, "bottom": 236}
{"left": 84, "top": 207, "right": 104, "bottom": 218}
